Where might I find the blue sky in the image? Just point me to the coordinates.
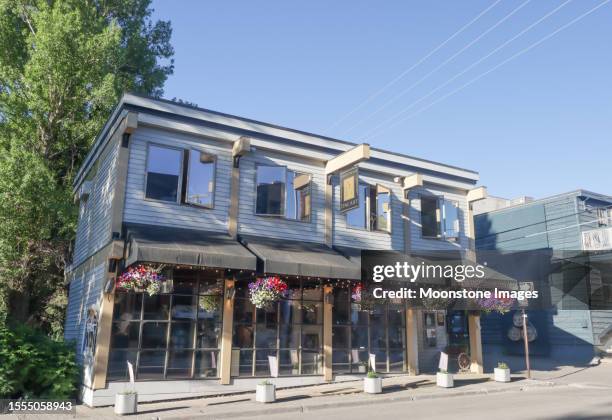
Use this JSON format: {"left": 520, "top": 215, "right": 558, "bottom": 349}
{"left": 151, "top": 1, "right": 611, "bottom": 199}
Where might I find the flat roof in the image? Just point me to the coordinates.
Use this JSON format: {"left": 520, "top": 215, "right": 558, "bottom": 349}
{"left": 74, "top": 93, "right": 480, "bottom": 188}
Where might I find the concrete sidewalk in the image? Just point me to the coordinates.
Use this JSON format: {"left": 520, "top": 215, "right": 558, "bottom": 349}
{"left": 65, "top": 363, "right": 612, "bottom": 420}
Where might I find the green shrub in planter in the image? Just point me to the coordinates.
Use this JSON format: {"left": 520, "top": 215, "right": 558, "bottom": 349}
{"left": 0, "top": 323, "right": 78, "bottom": 399}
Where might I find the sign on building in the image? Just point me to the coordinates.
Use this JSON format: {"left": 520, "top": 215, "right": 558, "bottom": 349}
{"left": 340, "top": 167, "right": 359, "bottom": 212}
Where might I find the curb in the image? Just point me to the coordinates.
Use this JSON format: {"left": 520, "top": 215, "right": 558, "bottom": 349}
{"left": 164, "top": 380, "right": 560, "bottom": 420}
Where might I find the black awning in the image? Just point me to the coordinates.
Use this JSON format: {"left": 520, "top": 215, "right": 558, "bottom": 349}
{"left": 124, "top": 223, "right": 257, "bottom": 270}
{"left": 240, "top": 236, "right": 361, "bottom": 280}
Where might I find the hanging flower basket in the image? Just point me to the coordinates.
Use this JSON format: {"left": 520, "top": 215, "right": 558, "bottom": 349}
{"left": 475, "top": 296, "right": 515, "bottom": 314}
{"left": 117, "top": 264, "right": 165, "bottom": 296}
{"left": 352, "top": 282, "right": 376, "bottom": 311}
{"left": 351, "top": 283, "right": 363, "bottom": 302}
{"left": 248, "top": 276, "right": 288, "bottom": 309}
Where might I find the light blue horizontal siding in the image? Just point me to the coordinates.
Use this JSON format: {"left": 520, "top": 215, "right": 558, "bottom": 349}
{"left": 237, "top": 150, "right": 325, "bottom": 243}
{"left": 73, "top": 141, "right": 118, "bottom": 265}
{"left": 64, "top": 263, "right": 105, "bottom": 365}
{"left": 123, "top": 127, "right": 231, "bottom": 233}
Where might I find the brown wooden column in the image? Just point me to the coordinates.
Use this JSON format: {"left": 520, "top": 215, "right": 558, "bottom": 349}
{"left": 405, "top": 308, "right": 419, "bottom": 375}
{"left": 465, "top": 187, "right": 487, "bottom": 374}
{"left": 228, "top": 137, "right": 250, "bottom": 238}
{"left": 323, "top": 286, "right": 333, "bottom": 381}
{"left": 219, "top": 279, "right": 235, "bottom": 385}
{"left": 468, "top": 313, "right": 484, "bottom": 374}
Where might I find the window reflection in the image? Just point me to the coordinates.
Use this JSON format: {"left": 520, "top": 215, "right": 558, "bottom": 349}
{"left": 145, "top": 144, "right": 182, "bottom": 202}
{"left": 332, "top": 289, "right": 407, "bottom": 374}
{"left": 375, "top": 185, "right": 391, "bottom": 232}
{"left": 107, "top": 270, "right": 223, "bottom": 381}
{"left": 187, "top": 150, "right": 215, "bottom": 208}
{"left": 346, "top": 184, "right": 369, "bottom": 229}
{"left": 255, "top": 166, "right": 312, "bottom": 221}
{"left": 232, "top": 279, "right": 323, "bottom": 376}
{"left": 256, "top": 166, "right": 286, "bottom": 215}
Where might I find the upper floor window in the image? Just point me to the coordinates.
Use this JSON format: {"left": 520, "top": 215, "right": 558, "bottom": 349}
{"left": 145, "top": 143, "right": 217, "bottom": 209}
{"left": 420, "top": 195, "right": 459, "bottom": 240}
{"left": 146, "top": 144, "right": 183, "bottom": 202}
{"left": 186, "top": 150, "right": 215, "bottom": 208}
{"left": 345, "top": 183, "right": 392, "bottom": 232}
{"left": 255, "top": 165, "right": 312, "bottom": 222}
{"left": 597, "top": 207, "right": 612, "bottom": 226}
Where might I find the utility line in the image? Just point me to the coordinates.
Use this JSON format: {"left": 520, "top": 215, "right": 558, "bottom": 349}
{"left": 339, "top": 0, "right": 532, "bottom": 137}
{"left": 365, "top": 0, "right": 611, "bottom": 141}
{"left": 324, "top": 0, "right": 503, "bottom": 132}
{"left": 361, "top": 0, "right": 572, "bottom": 140}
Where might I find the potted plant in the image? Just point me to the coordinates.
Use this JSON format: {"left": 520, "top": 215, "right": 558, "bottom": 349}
{"left": 494, "top": 362, "right": 511, "bottom": 382}
{"left": 358, "top": 361, "right": 367, "bottom": 373}
{"left": 291, "top": 363, "right": 299, "bottom": 375}
{"left": 114, "top": 390, "right": 137, "bottom": 415}
{"left": 436, "top": 369, "right": 454, "bottom": 388}
{"left": 256, "top": 380, "right": 276, "bottom": 403}
{"left": 363, "top": 370, "right": 382, "bottom": 394}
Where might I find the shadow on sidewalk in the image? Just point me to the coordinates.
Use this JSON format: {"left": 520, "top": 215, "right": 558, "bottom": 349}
{"left": 382, "top": 379, "right": 432, "bottom": 394}
{"left": 453, "top": 378, "right": 490, "bottom": 387}
{"left": 133, "top": 405, "right": 191, "bottom": 415}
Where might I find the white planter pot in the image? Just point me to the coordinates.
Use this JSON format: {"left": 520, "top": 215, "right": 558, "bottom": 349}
{"left": 114, "top": 393, "right": 137, "bottom": 415}
{"left": 363, "top": 377, "right": 382, "bottom": 394}
{"left": 358, "top": 365, "right": 366, "bottom": 373}
{"left": 256, "top": 384, "right": 276, "bottom": 403}
{"left": 436, "top": 372, "right": 454, "bottom": 388}
{"left": 494, "top": 368, "right": 511, "bottom": 383}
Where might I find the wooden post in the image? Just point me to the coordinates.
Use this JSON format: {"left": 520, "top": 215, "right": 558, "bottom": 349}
{"left": 323, "top": 286, "right": 333, "bottom": 381}
{"left": 219, "top": 279, "right": 235, "bottom": 385}
{"left": 468, "top": 313, "right": 484, "bottom": 374}
{"left": 405, "top": 308, "right": 419, "bottom": 375}
{"left": 91, "top": 269, "right": 116, "bottom": 389}
{"left": 229, "top": 137, "right": 250, "bottom": 238}
{"left": 324, "top": 181, "right": 333, "bottom": 247}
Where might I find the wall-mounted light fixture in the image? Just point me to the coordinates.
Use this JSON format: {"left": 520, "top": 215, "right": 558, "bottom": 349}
{"left": 226, "top": 285, "right": 236, "bottom": 300}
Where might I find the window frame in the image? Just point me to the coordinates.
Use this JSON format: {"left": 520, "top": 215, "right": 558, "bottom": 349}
{"left": 144, "top": 142, "right": 185, "bottom": 205}
{"left": 107, "top": 270, "right": 224, "bottom": 382}
{"left": 346, "top": 182, "right": 392, "bottom": 234}
{"left": 184, "top": 148, "right": 217, "bottom": 209}
{"left": 374, "top": 184, "right": 392, "bottom": 233}
{"left": 253, "top": 163, "right": 313, "bottom": 223}
{"left": 441, "top": 199, "right": 460, "bottom": 240}
{"left": 419, "top": 194, "right": 461, "bottom": 240}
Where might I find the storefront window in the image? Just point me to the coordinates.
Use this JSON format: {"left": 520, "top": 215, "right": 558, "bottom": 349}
{"left": 332, "top": 289, "right": 406, "bottom": 373}
{"left": 107, "top": 269, "right": 223, "bottom": 381}
{"left": 232, "top": 279, "right": 323, "bottom": 376}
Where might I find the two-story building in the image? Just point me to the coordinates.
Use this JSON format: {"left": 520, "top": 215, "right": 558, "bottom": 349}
{"left": 65, "top": 93, "right": 487, "bottom": 406}
{"left": 474, "top": 190, "right": 612, "bottom": 367}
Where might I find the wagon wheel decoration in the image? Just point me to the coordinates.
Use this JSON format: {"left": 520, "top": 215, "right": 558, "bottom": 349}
{"left": 457, "top": 352, "right": 471, "bottom": 371}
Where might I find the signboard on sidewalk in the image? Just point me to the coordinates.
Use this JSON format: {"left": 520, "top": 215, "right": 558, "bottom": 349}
{"left": 438, "top": 352, "right": 449, "bottom": 372}
{"left": 268, "top": 355, "right": 279, "bottom": 378}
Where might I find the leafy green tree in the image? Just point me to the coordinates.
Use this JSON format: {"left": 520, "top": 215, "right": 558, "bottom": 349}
{"left": 0, "top": 0, "right": 173, "bottom": 336}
